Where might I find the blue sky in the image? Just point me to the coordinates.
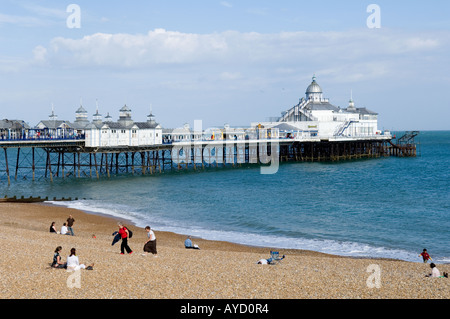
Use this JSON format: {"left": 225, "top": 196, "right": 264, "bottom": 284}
{"left": 1, "top": 1, "right": 449, "bottom": 130}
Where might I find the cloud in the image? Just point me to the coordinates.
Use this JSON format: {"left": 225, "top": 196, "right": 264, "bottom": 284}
{"left": 32, "top": 45, "right": 48, "bottom": 63}
{"left": 0, "top": 12, "right": 45, "bottom": 27}
{"left": 19, "top": 3, "right": 67, "bottom": 19}
{"left": 0, "top": 3, "right": 66, "bottom": 27}
{"left": 46, "top": 29, "right": 231, "bottom": 67}
{"left": 37, "top": 28, "right": 446, "bottom": 82}
{"left": 220, "top": 1, "right": 233, "bottom": 8}
{"left": 220, "top": 71, "right": 242, "bottom": 80}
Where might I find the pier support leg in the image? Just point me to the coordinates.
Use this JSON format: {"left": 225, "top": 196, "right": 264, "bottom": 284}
{"left": 32, "top": 147, "right": 35, "bottom": 181}
{"left": 15, "top": 147, "right": 20, "bottom": 181}
{"left": 94, "top": 153, "right": 99, "bottom": 179}
{"left": 4, "top": 148, "right": 11, "bottom": 186}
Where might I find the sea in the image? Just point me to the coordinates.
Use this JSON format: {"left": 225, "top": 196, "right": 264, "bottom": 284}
{"left": 1, "top": 130, "right": 449, "bottom": 263}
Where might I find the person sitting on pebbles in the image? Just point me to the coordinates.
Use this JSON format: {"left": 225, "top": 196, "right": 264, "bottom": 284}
{"left": 66, "top": 248, "right": 94, "bottom": 271}
{"left": 184, "top": 236, "right": 200, "bottom": 249}
{"left": 51, "top": 246, "right": 67, "bottom": 269}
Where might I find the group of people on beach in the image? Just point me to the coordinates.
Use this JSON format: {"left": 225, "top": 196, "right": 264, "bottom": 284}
{"left": 49, "top": 213, "right": 206, "bottom": 270}
{"left": 112, "top": 223, "right": 159, "bottom": 256}
{"left": 49, "top": 215, "right": 75, "bottom": 236}
{"left": 49, "top": 216, "right": 447, "bottom": 278}
{"left": 111, "top": 223, "right": 200, "bottom": 256}
{"left": 50, "top": 218, "right": 164, "bottom": 269}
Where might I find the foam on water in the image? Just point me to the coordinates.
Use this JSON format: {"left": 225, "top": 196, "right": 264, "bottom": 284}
{"left": 49, "top": 199, "right": 424, "bottom": 263}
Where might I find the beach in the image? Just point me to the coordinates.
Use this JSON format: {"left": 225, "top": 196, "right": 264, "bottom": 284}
{"left": 0, "top": 202, "right": 448, "bottom": 300}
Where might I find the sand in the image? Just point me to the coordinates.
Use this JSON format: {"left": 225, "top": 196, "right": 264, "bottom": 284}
{"left": 0, "top": 202, "right": 448, "bottom": 300}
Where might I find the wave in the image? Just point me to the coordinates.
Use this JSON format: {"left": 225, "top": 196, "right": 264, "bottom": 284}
{"left": 47, "top": 199, "right": 436, "bottom": 263}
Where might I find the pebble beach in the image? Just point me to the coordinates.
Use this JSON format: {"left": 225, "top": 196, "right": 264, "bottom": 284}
{"left": 0, "top": 202, "right": 448, "bottom": 300}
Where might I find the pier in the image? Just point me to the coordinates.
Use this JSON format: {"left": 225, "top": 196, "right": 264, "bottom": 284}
{"left": 386, "top": 131, "right": 419, "bottom": 157}
{"left": 0, "top": 131, "right": 414, "bottom": 185}
{"left": 0, "top": 76, "right": 419, "bottom": 185}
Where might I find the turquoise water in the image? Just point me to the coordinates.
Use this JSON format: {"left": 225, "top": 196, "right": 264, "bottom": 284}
{"left": 1, "top": 131, "right": 449, "bottom": 263}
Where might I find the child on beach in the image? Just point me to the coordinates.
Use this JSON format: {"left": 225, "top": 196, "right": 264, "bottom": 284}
{"left": 419, "top": 249, "right": 432, "bottom": 263}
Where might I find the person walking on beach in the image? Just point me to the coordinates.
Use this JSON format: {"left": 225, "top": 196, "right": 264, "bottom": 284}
{"left": 51, "top": 246, "right": 67, "bottom": 268}
{"left": 66, "top": 248, "right": 94, "bottom": 271}
{"left": 118, "top": 223, "right": 133, "bottom": 255}
{"left": 419, "top": 249, "right": 432, "bottom": 263}
{"left": 143, "top": 226, "right": 157, "bottom": 257}
{"left": 67, "top": 215, "right": 75, "bottom": 236}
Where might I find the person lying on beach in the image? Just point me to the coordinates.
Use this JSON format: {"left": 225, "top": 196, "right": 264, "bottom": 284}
{"left": 66, "top": 248, "right": 94, "bottom": 271}
{"left": 257, "top": 258, "right": 269, "bottom": 265}
{"left": 256, "top": 253, "right": 285, "bottom": 265}
{"left": 51, "top": 246, "right": 67, "bottom": 269}
{"left": 184, "top": 236, "right": 200, "bottom": 249}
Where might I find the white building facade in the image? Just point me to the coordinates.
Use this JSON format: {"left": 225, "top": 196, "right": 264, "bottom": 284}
{"left": 84, "top": 105, "right": 163, "bottom": 147}
{"left": 252, "top": 76, "right": 389, "bottom": 140}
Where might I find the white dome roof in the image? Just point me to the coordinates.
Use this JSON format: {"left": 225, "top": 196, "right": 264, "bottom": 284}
{"left": 305, "top": 75, "right": 322, "bottom": 94}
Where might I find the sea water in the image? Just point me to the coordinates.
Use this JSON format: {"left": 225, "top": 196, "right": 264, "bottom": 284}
{"left": 1, "top": 131, "right": 449, "bottom": 263}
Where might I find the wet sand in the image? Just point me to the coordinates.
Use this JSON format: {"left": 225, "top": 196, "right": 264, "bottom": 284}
{"left": 0, "top": 202, "right": 448, "bottom": 299}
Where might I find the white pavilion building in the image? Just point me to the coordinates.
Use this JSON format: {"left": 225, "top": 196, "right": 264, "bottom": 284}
{"left": 252, "top": 75, "right": 386, "bottom": 140}
{"left": 84, "top": 105, "right": 163, "bottom": 147}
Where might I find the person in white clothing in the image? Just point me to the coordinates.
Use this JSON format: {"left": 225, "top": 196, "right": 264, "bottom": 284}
{"left": 66, "top": 248, "right": 94, "bottom": 271}
{"left": 142, "top": 226, "right": 157, "bottom": 257}
{"left": 60, "top": 223, "right": 69, "bottom": 235}
{"left": 428, "top": 263, "right": 440, "bottom": 277}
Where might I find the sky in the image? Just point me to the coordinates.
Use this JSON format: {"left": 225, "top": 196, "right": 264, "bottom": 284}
{"left": 0, "top": 1, "right": 449, "bottom": 131}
